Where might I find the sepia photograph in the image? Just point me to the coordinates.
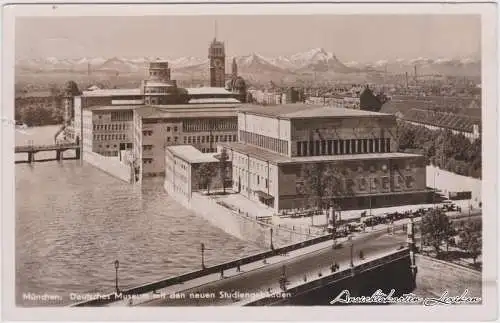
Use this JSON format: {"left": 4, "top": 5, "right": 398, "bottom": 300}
{"left": 1, "top": 2, "right": 498, "bottom": 321}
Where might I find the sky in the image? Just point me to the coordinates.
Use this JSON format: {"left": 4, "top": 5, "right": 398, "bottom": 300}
{"left": 15, "top": 15, "right": 481, "bottom": 62}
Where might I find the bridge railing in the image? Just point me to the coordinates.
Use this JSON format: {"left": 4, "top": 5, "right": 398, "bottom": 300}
{"left": 72, "top": 233, "right": 336, "bottom": 307}
{"left": 244, "top": 248, "right": 411, "bottom": 306}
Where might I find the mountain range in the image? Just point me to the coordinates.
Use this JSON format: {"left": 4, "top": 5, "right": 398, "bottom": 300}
{"left": 16, "top": 48, "right": 481, "bottom": 81}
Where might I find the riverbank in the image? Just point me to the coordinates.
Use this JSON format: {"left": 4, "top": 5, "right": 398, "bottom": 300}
{"left": 163, "top": 182, "right": 320, "bottom": 248}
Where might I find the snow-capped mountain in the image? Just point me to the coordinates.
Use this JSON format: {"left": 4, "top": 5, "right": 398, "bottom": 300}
{"left": 234, "top": 53, "right": 290, "bottom": 74}
{"left": 15, "top": 51, "right": 481, "bottom": 78}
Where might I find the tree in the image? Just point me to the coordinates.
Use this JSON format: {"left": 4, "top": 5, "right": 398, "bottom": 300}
{"left": 421, "top": 209, "right": 452, "bottom": 257}
{"left": 458, "top": 221, "right": 482, "bottom": 265}
{"left": 299, "top": 163, "right": 340, "bottom": 211}
{"left": 197, "top": 163, "right": 217, "bottom": 195}
{"left": 217, "top": 148, "right": 230, "bottom": 194}
{"left": 64, "top": 80, "right": 81, "bottom": 96}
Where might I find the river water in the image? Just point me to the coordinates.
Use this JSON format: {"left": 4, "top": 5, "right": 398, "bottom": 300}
{"left": 15, "top": 125, "right": 264, "bottom": 306}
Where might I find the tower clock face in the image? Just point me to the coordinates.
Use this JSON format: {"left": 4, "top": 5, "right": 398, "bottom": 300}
{"left": 214, "top": 59, "right": 223, "bottom": 68}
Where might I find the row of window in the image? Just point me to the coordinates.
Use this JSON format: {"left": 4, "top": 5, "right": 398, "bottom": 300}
{"left": 183, "top": 134, "right": 237, "bottom": 144}
{"left": 239, "top": 130, "right": 289, "bottom": 155}
{"left": 144, "top": 87, "right": 171, "bottom": 94}
{"left": 94, "top": 123, "right": 130, "bottom": 131}
{"left": 149, "top": 70, "right": 170, "bottom": 78}
{"left": 98, "top": 151, "right": 119, "bottom": 157}
{"left": 233, "top": 156, "right": 274, "bottom": 176}
{"left": 166, "top": 137, "right": 179, "bottom": 143}
{"left": 94, "top": 134, "right": 127, "bottom": 141}
{"left": 183, "top": 119, "right": 238, "bottom": 132}
{"left": 96, "top": 143, "right": 133, "bottom": 149}
{"left": 234, "top": 169, "right": 270, "bottom": 189}
{"left": 296, "top": 175, "right": 415, "bottom": 192}
{"left": 296, "top": 138, "right": 391, "bottom": 157}
{"left": 110, "top": 111, "right": 133, "bottom": 122}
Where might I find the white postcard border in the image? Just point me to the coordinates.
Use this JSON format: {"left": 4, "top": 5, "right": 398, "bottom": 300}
{"left": 1, "top": 1, "right": 498, "bottom": 321}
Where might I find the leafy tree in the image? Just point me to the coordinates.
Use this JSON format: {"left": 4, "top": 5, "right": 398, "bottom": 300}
{"left": 299, "top": 163, "right": 341, "bottom": 211}
{"left": 458, "top": 221, "right": 482, "bottom": 264}
{"left": 421, "top": 208, "right": 452, "bottom": 257}
{"left": 197, "top": 163, "right": 217, "bottom": 195}
{"left": 64, "top": 80, "right": 81, "bottom": 96}
{"left": 217, "top": 148, "right": 230, "bottom": 194}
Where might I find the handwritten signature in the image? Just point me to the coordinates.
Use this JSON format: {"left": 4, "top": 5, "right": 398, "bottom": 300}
{"left": 330, "top": 289, "right": 481, "bottom": 306}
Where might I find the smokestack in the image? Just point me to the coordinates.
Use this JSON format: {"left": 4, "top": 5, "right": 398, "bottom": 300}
{"left": 414, "top": 65, "right": 417, "bottom": 83}
{"left": 405, "top": 72, "right": 409, "bottom": 89}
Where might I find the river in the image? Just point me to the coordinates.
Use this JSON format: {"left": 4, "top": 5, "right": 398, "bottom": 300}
{"left": 15, "top": 125, "right": 264, "bottom": 306}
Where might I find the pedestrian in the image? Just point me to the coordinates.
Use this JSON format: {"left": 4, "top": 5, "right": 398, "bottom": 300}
{"left": 236, "top": 263, "right": 241, "bottom": 272}
{"left": 220, "top": 268, "right": 224, "bottom": 279}
{"left": 359, "top": 250, "right": 364, "bottom": 259}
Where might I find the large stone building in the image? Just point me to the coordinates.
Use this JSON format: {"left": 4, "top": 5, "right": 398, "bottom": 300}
{"left": 67, "top": 38, "right": 243, "bottom": 181}
{"left": 218, "top": 104, "right": 432, "bottom": 212}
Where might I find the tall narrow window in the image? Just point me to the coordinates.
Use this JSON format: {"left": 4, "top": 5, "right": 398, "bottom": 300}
{"left": 297, "top": 142, "right": 302, "bottom": 156}
{"left": 386, "top": 138, "right": 391, "bottom": 152}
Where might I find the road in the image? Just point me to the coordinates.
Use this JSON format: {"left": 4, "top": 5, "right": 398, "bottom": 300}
{"left": 140, "top": 229, "right": 407, "bottom": 306}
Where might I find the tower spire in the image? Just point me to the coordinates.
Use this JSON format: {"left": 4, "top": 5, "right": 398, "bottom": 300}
{"left": 214, "top": 20, "right": 218, "bottom": 40}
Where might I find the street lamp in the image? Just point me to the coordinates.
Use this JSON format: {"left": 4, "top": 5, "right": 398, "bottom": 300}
{"left": 270, "top": 228, "right": 274, "bottom": 250}
{"left": 348, "top": 236, "right": 354, "bottom": 268}
{"left": 201, "top": 243, "right": 206, "bottom": 269}
{"left": 114, "top": 260, "right": 120, "bottom": 294}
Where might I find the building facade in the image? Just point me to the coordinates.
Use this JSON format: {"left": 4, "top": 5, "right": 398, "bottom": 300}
{"left": 219, "top": 104, "right": 431, "bottom": 212}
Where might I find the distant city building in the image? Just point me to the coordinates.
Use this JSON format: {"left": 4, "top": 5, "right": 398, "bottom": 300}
{"left": 216, "top": 104, "right": 431, "bottom": 212}
{"left": 381, "top": 97, "right": 481, "bottom": 142}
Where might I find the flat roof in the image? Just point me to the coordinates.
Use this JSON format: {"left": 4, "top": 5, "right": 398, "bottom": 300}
{"left": 185, "top": 87, "right": 233, "bottom": 96}
{"left": 219, "top": 142, "right": 422, "bottom": 165}
{"left": 82, "top": 88, "right": 142, "bottom": 97}
{"left": 188, "top": 98, "right": 241, "bottom": 104}
{"left": 88, "top": 105, "right": 140, "bottom": 111}
{"left": 167, "top": 145, "right": 218, "bottom": 164}
{"left": 238, "top": 104, "right": 393, "bottom": 120}
{"left": 143, "top": 81, "right": 175, "bottom": 87}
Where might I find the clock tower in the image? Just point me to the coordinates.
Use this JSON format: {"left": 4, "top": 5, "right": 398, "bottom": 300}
{"left": 208, "top": 37, "right": 225, "bottom": 87}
